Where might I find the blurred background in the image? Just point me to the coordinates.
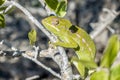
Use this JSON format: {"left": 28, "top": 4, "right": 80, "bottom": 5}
{"left": 0, "top": 0, "right": 120, "bottom": 80}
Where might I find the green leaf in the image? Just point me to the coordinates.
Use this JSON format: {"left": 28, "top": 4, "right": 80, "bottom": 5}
{"left": 44, "top": 0, "right": 67, "bottom": 17}
{"left": 110, "top": 64, "right": 120, "bottom": 80}
{"left": 90, "top": 70, "right": 109, "bottom": 80}
{"left": 0, "top": 0, "right": 5, "bottom": 6}
{"left": 28, "top": 29, "right": 37, "bottom": 45}
{"left": 45, "top": 0, "right": 58, "bottom": 11}
{"left": 55, "top": 0, "right": 67, "bottom": 17}
{"left": 0, "top": 14, "right": 5, "bottom": 28}
{"left": 100, "top": 35, "right": 120, "bottom": 68}
{"left": 0, "top": 6, "right": 7, "bottom": 12}
{"left": 119, "top": 40, "right": 120, "bottom": 50}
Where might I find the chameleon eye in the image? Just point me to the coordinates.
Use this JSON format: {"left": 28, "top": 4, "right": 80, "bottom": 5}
{"left": 69, "top": 25, "right": 78, "bottom": 33}
{"left": 51, "top": 18, "right": 59, "bottom": 26}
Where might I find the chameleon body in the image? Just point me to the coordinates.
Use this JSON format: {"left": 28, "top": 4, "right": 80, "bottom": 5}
{"left": 42, "top": 16, "right": 96, "bottom": 77}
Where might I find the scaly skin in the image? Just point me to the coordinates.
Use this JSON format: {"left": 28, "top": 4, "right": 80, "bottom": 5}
{"left": 42, "top": 16, "right": 96, "bottom": 61}
{"left": 42, "top": 16, "right": 96, "bottom": 78}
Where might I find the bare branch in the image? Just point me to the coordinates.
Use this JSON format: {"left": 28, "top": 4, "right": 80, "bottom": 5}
{"left": 0, "top": 39, "right": 61, "bottom": 78}
{"left": 22, "top": 53, "right": 61, "bottom": 79}
{"left": 2, "top": 1, "right": 73, "bottom": 79}
{"left": 0, "top": 49, "right": 61, "bottom": 79}
{"left": 90, "top": 8, "right": 120, "bottom": 39}
{"left": 25, "top": 75, "right": 39, "bottom": 80}
{"left": 4, "top": 1, "right": 55, "bottom": 41}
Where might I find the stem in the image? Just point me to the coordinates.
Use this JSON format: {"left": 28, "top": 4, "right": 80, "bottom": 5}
{"left": 4, "top": 1, "right": 73, "bottom": 79}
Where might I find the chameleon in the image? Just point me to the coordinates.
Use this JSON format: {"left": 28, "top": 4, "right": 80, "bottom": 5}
{"left": 42, "top": 16, "right": 96, "bottom": 77}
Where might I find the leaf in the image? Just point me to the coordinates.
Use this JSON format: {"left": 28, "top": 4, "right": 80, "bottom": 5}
{"left": 100, "top": 35, "right": 120, "bottom": 68}
{"left": 119, "top": 40, "right": 120, "bottom": 49}
{"left": 45, "top": 0, "right": 58, "bottom": 11}
{"left": 44, "top": 0, "right": 67, "bottom": 17}
{"left": 0, "top": 0, "right": 5, "bottom": 5}
{"left": 55, "top": 0, "right": 67, "bottom": 17}
{"left": 110, "top": 64, "right": 120, "bottom": 80}
{"left": 0, "top": 14, "right": 5, "bottom": 28}
{"left": 90, "top": 70, "right": 109, "bottom": 80}
{"left": 28, "top": 29, "right": 37, "bottom": 45}
{"left": 0, "top": 6, "right": 7, "bottom": 12}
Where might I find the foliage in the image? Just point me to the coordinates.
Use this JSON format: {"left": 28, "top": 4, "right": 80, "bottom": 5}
{"left": 28, "top": 29, "right": 37, "bottom": 45}
{"left": 90, "top": 35, "right": 120, "bottom": 80}
{"left": 44, "top": 0, "right": 67, "bottom": 17}
{"left": 0, "top": 0, "right": 15, "bottom": 28}
{"left": 100, "top": 35, "right": 120, "bottom": 68}
{"left": 0, "top": 0, "right": 120, "bottom": 80}
{"left": 0, "top": 0, "right": 5, "bottom": 6}
{"left": 0, "top": 14, "right": 5, "bottom": 28}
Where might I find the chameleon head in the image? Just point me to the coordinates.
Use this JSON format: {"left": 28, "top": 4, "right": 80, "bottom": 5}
{"left": 42, "top": 16, "right": 72, "bottom": 35}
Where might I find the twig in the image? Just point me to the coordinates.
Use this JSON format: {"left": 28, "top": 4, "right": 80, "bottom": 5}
{"left": 5, "top": 1, "right": 53, "bottom": 40}
{"left": 33, "top": 46, "right": 39, "bottom": 59}
{"left": 0, "top": 40, "right": 61, "bottom": 79}
{"left": 38, "top": 1, "right": 73, "bottom": 80}
{"left": 0, "top": 40, "right": 68, "bottom": 79}
{"left": 73, "top": 74, "right": 80, "bottom": 80}
{"left": 107, "top": 26, "right": 115, "bottom": 34}
{"left": 25, "top": 75, "right": 39, "bottom": 80}
{"left": 22, "top": 53, "right": 61, "bottom": 79}
{"left": 90, "top": 8, "right": 120, "bottom": 39}
{"left": 3, "top": 1, "right": 73, "bottom": 79}
{"left": 0, "top": 49, "right": 61, "bottom": 79}
{"left": 38, "top": 0, "right": 45, "bottom": 7}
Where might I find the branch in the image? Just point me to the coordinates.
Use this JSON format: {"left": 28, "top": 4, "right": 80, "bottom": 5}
{"left": 5, "top": 1, "right": 53, "bottom": 40}
{"left": 2, "top": 1, "right": 72, "bottom": 79}
{"left": 22, "top": 54, "right": 61, "bottom": 79}
{"left": 0, "top": 43, "right": 61, "bottom": 79}
{"left": 90, "top": 8, "right": 120, "bottom": 39}
{"left": 26, "top": 75, "right": 39, "bottom": 80}
{"left": 0, "top": 49, "right": 61, "bottom": 79}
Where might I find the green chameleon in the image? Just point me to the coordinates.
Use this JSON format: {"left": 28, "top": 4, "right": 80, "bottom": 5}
{"left": 42, "top": 16, "right": 97, "bottom": 78}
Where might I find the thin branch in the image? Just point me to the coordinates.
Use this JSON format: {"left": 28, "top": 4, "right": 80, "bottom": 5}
{"left": 0, "top": 50, "right": 62, "bottom": 78}
{"left": 0, "top": 40, "right": 61, "bottom": 79}
{"left": 5, "top": 1, "right": 54, "bottom": 41}
{"left": 90, "top": 8, "right": 120, "bottom": 39}
{"left": 22, "top": 53, "right": 61, "bottom": 79}
{"left": 25, "top": 75, "right": 39, "bottom": 80}
{"left": 3, "top": 1, "right": 73, "bottom": 80}
{"left": 38, "top": 0, "right": 45, "bottom": 7}
{"left": 0, "top": 49, "right": 61, "bottom": 79}
{"left": 37, "top": 1, "right": 73, "bottom": 80}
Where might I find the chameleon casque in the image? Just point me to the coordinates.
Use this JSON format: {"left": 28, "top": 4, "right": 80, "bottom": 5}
{"left": 42, "top": 16, "right": 96, "bottom": 77}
